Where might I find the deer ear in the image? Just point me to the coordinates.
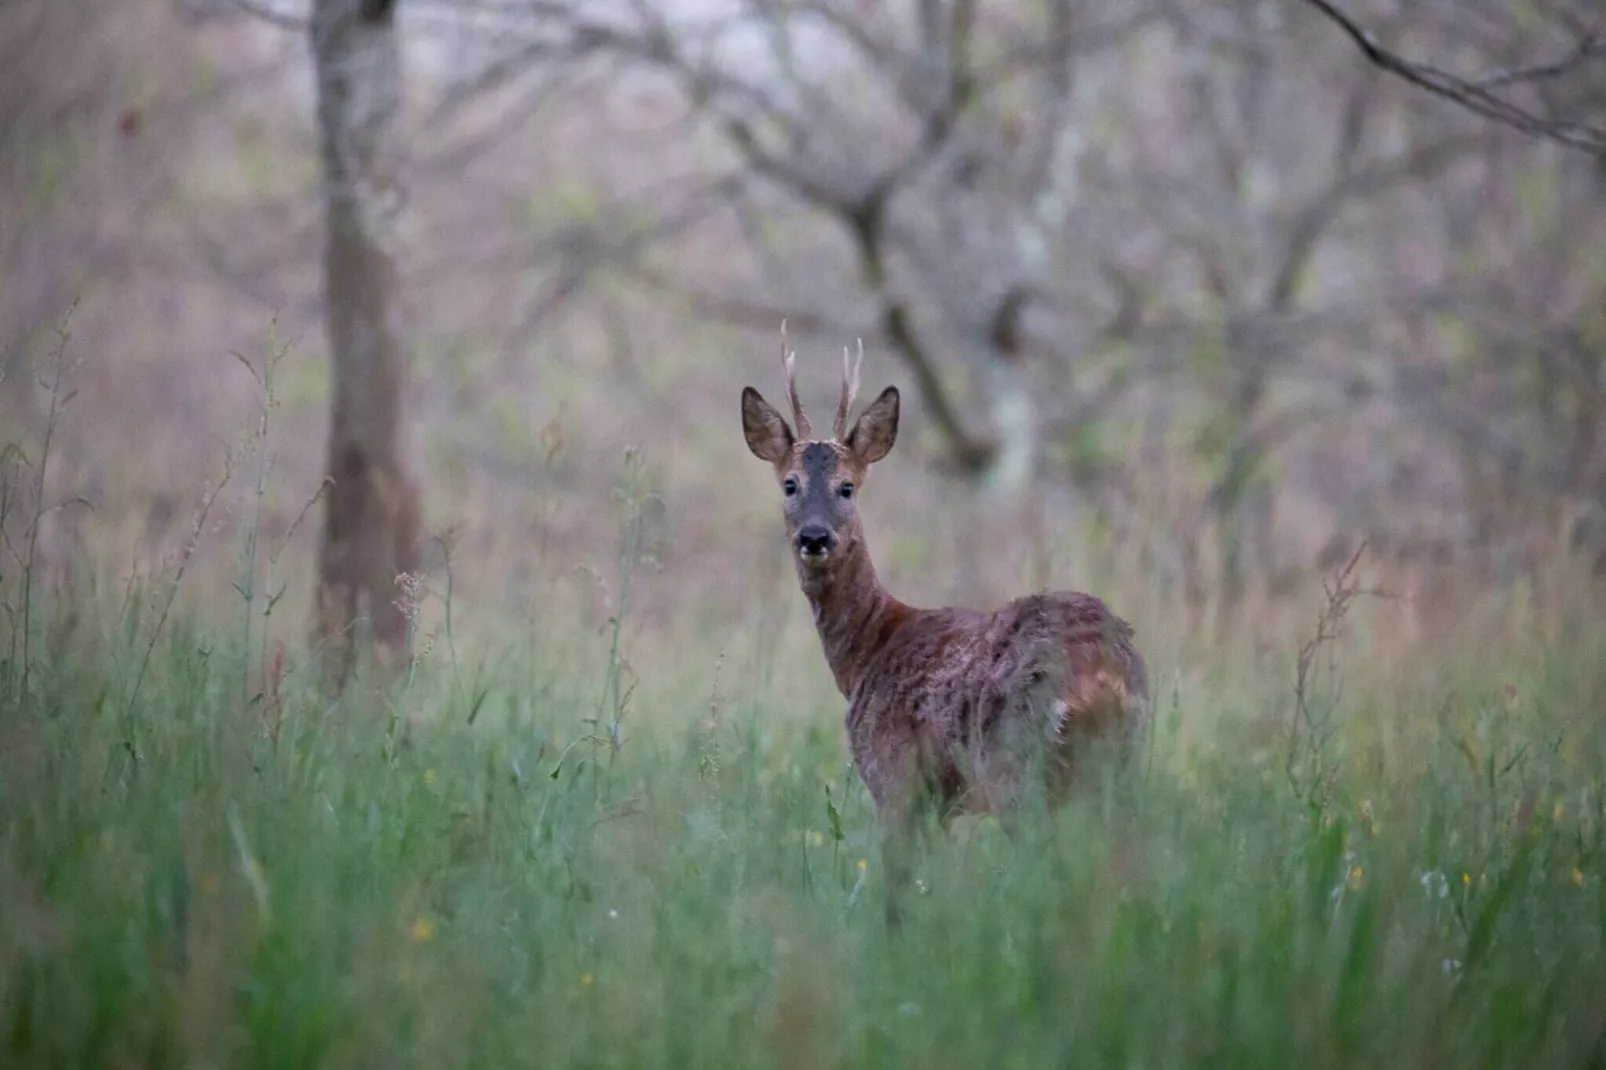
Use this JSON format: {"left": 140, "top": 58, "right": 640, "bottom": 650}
{"left": 742, "top": 386, "right": 794, "bottom": 464}
{"left": 846, "top": 386, "right": 899, "bottom": 465}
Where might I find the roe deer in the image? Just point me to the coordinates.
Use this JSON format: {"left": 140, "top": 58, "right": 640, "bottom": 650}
{"left": 741, "top": 336, "right": 1150, "bottom": 916}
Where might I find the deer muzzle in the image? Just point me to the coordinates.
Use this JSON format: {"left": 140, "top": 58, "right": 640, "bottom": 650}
{"left": 795, "top": 524, "right": 836, "bottom": 562}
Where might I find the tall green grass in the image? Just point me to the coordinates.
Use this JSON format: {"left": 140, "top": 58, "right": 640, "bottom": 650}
{"left": 4, "top": 323, "right": 1605, "bottom": 1067}
{"left": 3, "top": 569, "right": 1604, "bottom": 1069}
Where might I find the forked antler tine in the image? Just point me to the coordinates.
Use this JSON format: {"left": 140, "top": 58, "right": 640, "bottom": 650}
{"left": 834, "top": 337, "right": 863, "bottom": 440}
{"left": 780, "top": 320, "right": 812, "bottom": 440}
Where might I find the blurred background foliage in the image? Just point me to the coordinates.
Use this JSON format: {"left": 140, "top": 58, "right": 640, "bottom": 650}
{"left": 2, "top": 0, "right": 1604, "bottom": 654}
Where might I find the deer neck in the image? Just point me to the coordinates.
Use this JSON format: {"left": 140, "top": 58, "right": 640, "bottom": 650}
{"left": 796, "top": 533, "right": 909, "bottom": 699}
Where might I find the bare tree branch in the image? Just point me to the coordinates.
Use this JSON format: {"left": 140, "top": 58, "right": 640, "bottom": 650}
{"left": 1266, "top": 131, "right": 1484, "bottom": 309}
{"left": 234, "top": 0, "right": 307, "bottom": 29}
{"left": 1298, "top": 0, "right": 1606, "bottom": 155}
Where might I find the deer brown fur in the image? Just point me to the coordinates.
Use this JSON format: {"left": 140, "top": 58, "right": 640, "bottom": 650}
{"left": 742, "top": 336, "right": 1150, "bottom": 913}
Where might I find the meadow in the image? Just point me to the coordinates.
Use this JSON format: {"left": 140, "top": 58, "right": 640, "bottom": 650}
{"left": 6, "top": 0, "right": 1606, "bottom": 1063}
{"left": 3, "top": 451, "right": 1605, "bottom": 1070}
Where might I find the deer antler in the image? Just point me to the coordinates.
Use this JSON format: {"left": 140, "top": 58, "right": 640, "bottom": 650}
{"left": 780, "top": 321, "right": 813, "bottom": 440}
{"left": 834, "top": 337, "right": 863, "bottom": 440}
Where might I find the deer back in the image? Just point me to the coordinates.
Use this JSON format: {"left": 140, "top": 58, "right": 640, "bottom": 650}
{"left": 846, "top": 592, "right": 1148, "bottom": 815}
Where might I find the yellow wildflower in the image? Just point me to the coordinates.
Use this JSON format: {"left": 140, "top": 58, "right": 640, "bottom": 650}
{"left": 1359, "top": 800, "right": 1379, "bottom": 836}
{"left": 1554, "top": 800, "right": 1565, "bottom": 823}
{"left": 857, "top": 858, "right": 868, "bottom": 874}
{"left": 1348, "top": 866, "right": 1364, "bottom": 891}
{"left": 410, "top": 917, "right": 435, "bottom": 943}
{"left": 807, "top": 830, "right": 824, "bottom": 848}
{"left": 1572, "top": 867, "right": 1585, "bottom": 887}
{"left": 580, "top": 972, "right": 595, "bottom": 988}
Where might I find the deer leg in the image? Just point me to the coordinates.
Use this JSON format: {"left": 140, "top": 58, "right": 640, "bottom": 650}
{"left": 878, "top": 775, "right": 935, "bottom": 931}
{"left": 879, "top": 802, "right": 917, "bottom": 930}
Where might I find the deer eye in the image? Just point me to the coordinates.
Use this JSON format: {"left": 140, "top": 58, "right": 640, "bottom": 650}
{"left": 838, "top": 482, "right": 855, "bottom": 500}
{"left": 783, "top": 477, "right": 799, "bottom": 497}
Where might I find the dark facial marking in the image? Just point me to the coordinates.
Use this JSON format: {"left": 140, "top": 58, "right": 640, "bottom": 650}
{"left": 802, "top": 443, "right": 837, "bottom": 487}
{"left": 798, "top": 442, "right": 853, "bottom": 530}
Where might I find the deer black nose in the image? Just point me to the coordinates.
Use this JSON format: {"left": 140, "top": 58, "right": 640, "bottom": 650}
{"left": 796, "top": 525, "right": 835, "bottom": 556}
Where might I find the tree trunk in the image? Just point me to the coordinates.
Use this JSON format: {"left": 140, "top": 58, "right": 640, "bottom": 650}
{"left": 309, "top": 0, "right": 420, "bottom": 689}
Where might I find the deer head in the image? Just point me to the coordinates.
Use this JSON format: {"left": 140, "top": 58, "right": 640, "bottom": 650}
{"left": 741, "top": 333, "right": 899, "bottom": 573}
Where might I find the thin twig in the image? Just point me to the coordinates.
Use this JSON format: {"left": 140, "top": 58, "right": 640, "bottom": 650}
{"left": 117, "top": 453, "right": 235, "bottom": 774}
{"left": 1287, "top": 539, "right": 1372, "bottom": 814}
{"left": 1299, "top": 0, "right": 1606, "bottom": 156}
{"left": 19, "top": 304, "right": 78, "bottom": 706}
